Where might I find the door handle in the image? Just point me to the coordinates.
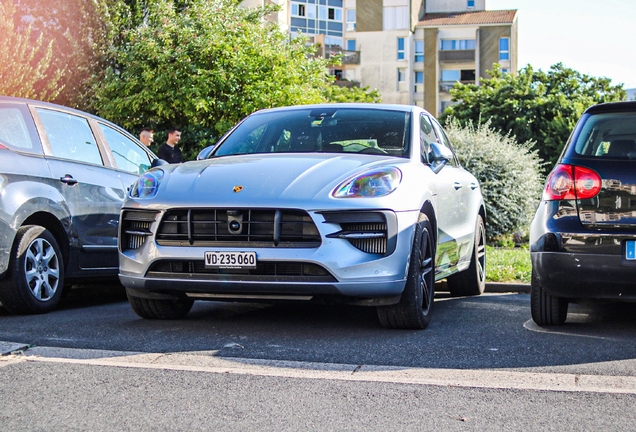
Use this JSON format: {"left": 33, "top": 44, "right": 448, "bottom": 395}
{"left": 453, "top": 182, "right": 463, "bottom": 190}
{"left": 470, "top": 182, "right": 478, "bottom": 190}
{"left": 60, "top": 174, "right": 78, "bottom": 186}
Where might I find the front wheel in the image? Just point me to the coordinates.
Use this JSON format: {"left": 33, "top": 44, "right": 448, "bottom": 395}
{"left": 447, "top": 215, "right": 486, "bottom": 297}
{"left": 127, "top": 291, "right": 194, "bottom": 320}
{"left": 530, "top": 269, "right": 568, "bottom": 326}
{"left": 0, "top": 225, "right": 65, "bottom": 314}
{"left": 377, "top": 212, "right": 435, "bottom": 329}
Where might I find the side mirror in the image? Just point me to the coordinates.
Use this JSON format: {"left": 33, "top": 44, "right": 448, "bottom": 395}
{"left": 196, "top": 145, "right": 217, "bottom": 160}
{"left": 428, "top": 142, "right": 453, "bottom": 174}
{"left": 151, "top": 158, "right": 169, "bottom": 168}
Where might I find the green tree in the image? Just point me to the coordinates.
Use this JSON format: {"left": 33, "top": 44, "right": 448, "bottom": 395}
{"left": 0, "top": 1, "right": 63, "bottom": 101}
{"left": 91, "top": 0, "right": 333, "bottom": 159}
{"left": 323, "top": 84, "right": 382, "bottom": 103}
{"left": 10, "top": 0, "right": 124, "bottom": 108}
{"left": 441, "top": 63, "right": 626, "bottom": 168}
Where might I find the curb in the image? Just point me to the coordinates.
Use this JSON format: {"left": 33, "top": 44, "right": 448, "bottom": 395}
{"left": 486, "top": 282, "right": 530, "bottom": 293}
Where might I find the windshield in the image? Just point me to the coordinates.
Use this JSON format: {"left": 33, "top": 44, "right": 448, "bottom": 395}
{"left": 574, "top": 112, "right": 636, "bottom": 159}
{"left": 213, "top": 108, "right": 411, "bottom": 158}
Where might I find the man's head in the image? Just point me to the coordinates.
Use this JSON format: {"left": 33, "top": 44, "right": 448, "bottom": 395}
{"left": 166, "top": 127, "right": 181, "bottom": 146}
{"left": 139, "top": 128, "right": 154, "bottom": 146}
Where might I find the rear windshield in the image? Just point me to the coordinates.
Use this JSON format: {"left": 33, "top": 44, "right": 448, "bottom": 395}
{"left": 214, "top": 108, "right": 411, "bottom": 158}
{"left": 574, "top": 112, "right": 636, "bottom": 159}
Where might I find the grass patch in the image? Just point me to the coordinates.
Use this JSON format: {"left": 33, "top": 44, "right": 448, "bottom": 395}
{"left": 486, "top": 245, "right": 531, "bottom": 284}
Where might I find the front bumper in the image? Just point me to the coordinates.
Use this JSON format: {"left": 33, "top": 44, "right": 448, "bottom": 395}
{"left": 119, "top": 208, "right": 421, "bottom": 302}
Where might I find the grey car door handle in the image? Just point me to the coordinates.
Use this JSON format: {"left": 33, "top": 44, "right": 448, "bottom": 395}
{"left": 60, "top": 174, "right": 78, "bottom": 186}
{"left": 470, "top": 182, "right": 478, "bottom": 190}
{"left": 454, "top": 182, "right": 463, "bottom": 190}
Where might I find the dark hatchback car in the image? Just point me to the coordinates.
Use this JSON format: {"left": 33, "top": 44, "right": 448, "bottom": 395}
{"left": 0, "top": 96, "right": 157, "bottom": 314}
{"left": 530, "top": 101, "right": 636, "bottom": 325}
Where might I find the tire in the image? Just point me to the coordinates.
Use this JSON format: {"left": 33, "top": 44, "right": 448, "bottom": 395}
{"left": 377, "top": 212, "right": 435, "bottom": 330}
{"left": 127, "top": 291, "right": 194, "bottom": 319}
{"left": 0, "top": 225, "right": 65, "bottom": 314}
{"left": 530, "top": 269, "right": 568, "bottom": 326}
{"left": 447, "top": 215, "right": 486, "bottom": 297}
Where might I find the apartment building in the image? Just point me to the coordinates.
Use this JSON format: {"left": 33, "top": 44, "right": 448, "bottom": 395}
{"left": 242, "top": 0, "right": 517, "bottom": 117}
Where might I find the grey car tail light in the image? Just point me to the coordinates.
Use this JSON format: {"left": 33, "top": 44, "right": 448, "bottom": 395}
{"left": 156, "top": 209, "right": 321, "bottom": 247}
{"left": 120, "top": 210, "right": 159, "bottom": 251}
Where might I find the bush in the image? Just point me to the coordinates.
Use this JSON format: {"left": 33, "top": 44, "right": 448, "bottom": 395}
{"left": 444, "top": 118, "right": 545, "bottom": 242}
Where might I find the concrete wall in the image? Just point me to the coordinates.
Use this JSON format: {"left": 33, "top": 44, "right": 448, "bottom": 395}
{"left": 424, "top": 28, "right": 438, "bottom": 115}
{"left": 357, "top": 0, "right": 383, "bottom": 32}
{"left": 479, "top": 25, "right": 513, "bottom": 79}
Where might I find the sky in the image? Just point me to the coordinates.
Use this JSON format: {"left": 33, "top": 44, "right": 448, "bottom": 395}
{"left": 487, "top": 0, "right": 636, "bottom": 89}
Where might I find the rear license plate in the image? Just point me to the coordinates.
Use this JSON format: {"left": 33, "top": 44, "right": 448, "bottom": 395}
{"left": 627, "top": 241, "right": 636, "bottom": 260}
{"left": 204, "top": 251, "right": 257, "bottom": 269}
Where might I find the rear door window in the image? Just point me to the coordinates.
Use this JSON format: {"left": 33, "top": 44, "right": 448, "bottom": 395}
{"left": 0, "top": 104, "right": 42, "bottom": 154}
{"left": 36, "top": 108, "right": 104, "bottom": 166}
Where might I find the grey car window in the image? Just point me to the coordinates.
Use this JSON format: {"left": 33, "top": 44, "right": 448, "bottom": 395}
{"left": 36, "top": 108, "right": 103, "bottom": 166}
{"left": 99, "top": 123, "right": 151, "bottom": 174}
{"left": 420, "top": 114, "right": 438, "bottom": 163}
{"left": 0, "top": 106, "right": 40, "bottom": 152}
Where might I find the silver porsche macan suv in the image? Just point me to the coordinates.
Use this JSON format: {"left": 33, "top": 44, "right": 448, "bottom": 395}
{"left": 0, "top": 96, "right": 157, "bottom": 314}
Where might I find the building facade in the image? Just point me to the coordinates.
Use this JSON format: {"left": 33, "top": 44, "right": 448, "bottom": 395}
{"left": 242, "top": 0, "right": 517, "bottom": 117}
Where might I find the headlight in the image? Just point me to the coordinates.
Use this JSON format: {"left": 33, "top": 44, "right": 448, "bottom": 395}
{"left": 131, "top": 169, "right": 164, "bottom": 198}
{"left": 333, "top": 167, "right": 402, "bottom": 198}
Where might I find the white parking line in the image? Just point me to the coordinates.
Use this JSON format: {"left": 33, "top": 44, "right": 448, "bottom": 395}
{"left": 3, "top": 345, "right": 636, "bottom": 395}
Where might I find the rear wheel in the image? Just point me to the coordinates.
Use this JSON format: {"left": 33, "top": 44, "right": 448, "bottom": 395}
{"left": 377, "top": 212, "right": 435, "bottom": 330}
{"left": 530, "top": 269, "right": 568, "bottom": 326}
{"left": 0, "top": 225, "right": 65, "bottom": 314}
{"left": 448, "top": 215, "right": 486, "bottom": 296}
{"left": 127, "top": 292, "right": 194, "bottom": 319}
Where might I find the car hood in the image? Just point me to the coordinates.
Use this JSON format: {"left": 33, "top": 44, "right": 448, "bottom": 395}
{"left": 153, "top": 153, "right": 410, "bottom": 207}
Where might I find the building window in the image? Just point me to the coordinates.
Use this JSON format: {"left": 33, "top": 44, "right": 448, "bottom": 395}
{"left": 414, "top": 71, "right": 424, "bottom": 93}
{"left": 441, "top": 70, "right": 461, "bottom": 82}
{"left": 383, "top": 6, "right": 408, "bottom": 30}
{"left": 414, "top": 40, "right": 424, "bottom": 63}
{"left": 440, "top": 39, "right": 476, "bottom": 50}
{"left": 467, "top": 0, "right": 475, "bottom": 7}
{"left": 346, "top": 9, "right": 356, "bottom": 31}
{"left": 501, "top": 68, "right": 509, "bottom": 74}
{"left": 397, "top": 37, "right": 405, "bottom": 60}
{"left": 346, "top": 39, "right": 356, "bottom": 51}
{"left": 397, "top": 68, "right": 407, "bottom": 91}
{"left": 292, "top": 3, "right": 306, "bottom": 17}
{"left": 499, "top": 37, "right": 510, "bottom": 61}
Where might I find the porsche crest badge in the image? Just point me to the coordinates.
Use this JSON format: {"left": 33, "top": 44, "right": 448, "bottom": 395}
{"left": 233, "top": 186, "right": 244, "bottom": 193}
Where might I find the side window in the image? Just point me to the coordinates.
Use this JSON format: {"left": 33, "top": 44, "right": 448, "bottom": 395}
{"left": 99, "top": 124, "right": 152, "bottom": 174}
{"left": 36, "top": 108, "right": 103, "bottom": 165}
{"left": 419, "top": 114, "right": 438, "bottom": 163}
{"left": 431, "top": 119, "right": 458, "bottom": 167}
{"left": 0, "top": 105, "right": 41, "bottom": 153}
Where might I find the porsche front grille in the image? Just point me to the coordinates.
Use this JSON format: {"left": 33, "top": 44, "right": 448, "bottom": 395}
{"left": 156, "top": 209, "right": 321, "bottom": 247}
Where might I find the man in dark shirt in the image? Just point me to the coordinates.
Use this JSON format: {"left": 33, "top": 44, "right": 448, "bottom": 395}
{"left": 157, "top": 127, "right": 182, "bottom": 163}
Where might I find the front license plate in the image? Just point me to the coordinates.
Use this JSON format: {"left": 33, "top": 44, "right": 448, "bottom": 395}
{"left": 627, "top": 241, "right": 636, "bottom": 260}
{"left": 204, "top": 251, "right": 257, "bottom": 269}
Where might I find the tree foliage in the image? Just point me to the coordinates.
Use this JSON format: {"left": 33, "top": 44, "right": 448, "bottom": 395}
{"left": 92, "top": 0, "right": 334, "bottom": 159}
{"left": 441, "top": 63, "right": 626, "bottom": 169}
{"left": 323, "top": 84, "right": 382, "bottom": 103}
{"left": 445, "top": 119, "right": 545, "bottom": 241}
{"left": 8, "top": 0, "right": 123, "bottom": 107}
{"left": 0, "top": 1, "right": 63, "bottom": 101}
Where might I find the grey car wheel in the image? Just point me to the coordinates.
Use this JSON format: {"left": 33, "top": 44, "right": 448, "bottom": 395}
{"left": 0, "top": 225, "right": 64, "bottom": 314}
{"left": 377, "top": 212, "right": 435, "bottom": 330}
{"left": 530, "top": 269, "right": 568, "bottom": 326}
{"left": 127, "top": 291, "right": 194, "bottom": 320}
{"left": 447, "top": 215, "right": 486, "bottom": 296}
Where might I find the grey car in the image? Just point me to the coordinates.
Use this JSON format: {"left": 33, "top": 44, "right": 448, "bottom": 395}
{"left": 0, "top": 96, "right": 157, "bottom": 314}
{"left": 119, "top": 104, "right": 486, "bottom": 329}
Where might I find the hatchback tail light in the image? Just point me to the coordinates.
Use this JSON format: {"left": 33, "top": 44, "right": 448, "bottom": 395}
{"left": 542, "top": 164, "right": 602, "bottom": 201}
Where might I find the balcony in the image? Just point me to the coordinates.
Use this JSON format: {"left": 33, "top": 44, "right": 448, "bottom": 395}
{"left": 325, "top": 49, "right": 360, "bottom": 65}
{"left": 439, "top": 80, "right": 474, "bottom": 92}
{"left": 439, "top": 49, "right": 475, "bottom": 63}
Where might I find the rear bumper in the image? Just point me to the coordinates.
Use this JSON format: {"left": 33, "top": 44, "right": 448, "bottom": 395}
{"left": 531, "top": 251, "right": 636, "bottom": 299}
